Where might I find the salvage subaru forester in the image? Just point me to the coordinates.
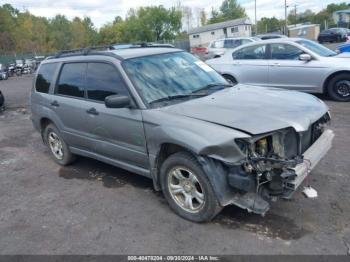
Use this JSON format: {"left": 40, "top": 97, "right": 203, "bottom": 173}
{"left": 31, "top": 46, "right": 334, "bottom": 222}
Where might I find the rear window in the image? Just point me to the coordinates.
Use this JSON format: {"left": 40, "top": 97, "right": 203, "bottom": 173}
{"left": 56, "top": 63, "right": 86, "bottom": 98}
{"left": 35, "top": 63, "right": 57, "bottom": 93}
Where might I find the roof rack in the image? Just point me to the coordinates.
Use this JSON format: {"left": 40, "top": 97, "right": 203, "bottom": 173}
{"left": 53, "top": 45, "right": 115, "bottom": 59}
{"left": 111, "top": 42, "right": 175, "bottom": 49}
{"left": 50, "top": 42, "right": 175, "bottom": 60}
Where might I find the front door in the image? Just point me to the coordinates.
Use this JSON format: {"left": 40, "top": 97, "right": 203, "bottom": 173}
{"left": 84, "top": 62, "right": 149, "bottom": 169}
{"left": 268, "top": 43, "right": 322, "bottom": 91}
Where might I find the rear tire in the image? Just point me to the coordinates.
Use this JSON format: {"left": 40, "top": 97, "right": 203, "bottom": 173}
{"left": 44, "top": 124, "right": 76, "bottom": 165}
{"left": 160, "top": 152, "right": 222, "bottom": 222}
{"left": 223, "top": 74, "right": 237, "bottom": 85}
{"left": 327, "top": 73, "right": 350, "bottom": 102}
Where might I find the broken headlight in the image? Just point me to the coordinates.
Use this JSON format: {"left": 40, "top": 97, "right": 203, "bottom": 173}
{"left": 235, "top": 128, "right": 299, "bottom": 163}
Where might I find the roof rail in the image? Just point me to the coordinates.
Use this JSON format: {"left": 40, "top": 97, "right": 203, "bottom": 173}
{"left": 53, "top": 45, "right": 115, "bottom": 59}
{"left": 49, "top": 42, "right": 175, "bottom": 60}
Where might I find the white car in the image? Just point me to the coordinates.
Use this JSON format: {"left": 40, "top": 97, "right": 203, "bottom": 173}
{"left": 205, "top": 37, "right": 260, "bottom": 60}
{"left": 206, "top": 38, "right": 350, "bottom": 101}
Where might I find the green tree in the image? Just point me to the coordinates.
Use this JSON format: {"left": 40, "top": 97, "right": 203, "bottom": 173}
{"left": 257, "top": 17, "right": 283, "bottom": 34}
{"left": 48, "top": 15, "right": 73, "bottom": 50}
{"left": 100, "top": 6, "right": 182, "bottom": 44}
{"left": 208, "top": 0, "right": 246, "bottom": 24}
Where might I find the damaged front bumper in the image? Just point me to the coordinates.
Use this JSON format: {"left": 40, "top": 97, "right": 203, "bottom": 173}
{"left": 286, "top": 129, "right": 334, "bottom": 191}
{"left": 227, "top": 129, "right": 334, "bottom": 215}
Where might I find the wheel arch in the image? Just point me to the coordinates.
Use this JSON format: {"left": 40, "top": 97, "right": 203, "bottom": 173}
{"left": 222, "top": 73, "right": 237, "bottom": 83}
{"left": 323, "top": 70, "right": 350, "bottom": 94}
{"left": 39, "top": 117, "right": 57, "bottom": 143}
{"left": 152, "top": 143, "right": 195, "bottom": 190}
{"left": 151, "top": 142, "right": 239, "bottom": 207}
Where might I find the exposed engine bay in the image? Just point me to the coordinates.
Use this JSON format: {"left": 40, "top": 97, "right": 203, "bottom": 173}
{"left": 225, "top": 112, "right": 332, "bottom": 214}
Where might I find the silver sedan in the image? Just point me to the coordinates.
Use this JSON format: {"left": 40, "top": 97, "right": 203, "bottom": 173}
{"left": 206, "top": 38, "right": 350, "bottom": 101}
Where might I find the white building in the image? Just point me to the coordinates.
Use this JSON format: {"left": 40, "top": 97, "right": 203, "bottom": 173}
{"left": 333, "top": 9, "right": 350, "bottom": 27}
{"left": 188, "top": 18, "right": 252, "bottom": 47}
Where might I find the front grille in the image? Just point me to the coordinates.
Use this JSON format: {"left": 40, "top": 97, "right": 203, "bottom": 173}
{"left": 299, "top": 113, "right": 330, "bottom": 154}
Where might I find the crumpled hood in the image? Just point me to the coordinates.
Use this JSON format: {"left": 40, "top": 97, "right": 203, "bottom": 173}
{"left": 160, "top": 85, "right": 329, "bottom": 135}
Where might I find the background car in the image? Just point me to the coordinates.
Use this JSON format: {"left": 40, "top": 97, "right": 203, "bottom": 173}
{"left": 318, "top": 28, "right": 348, "bottom": 43}
{"left": 205, "top": 37, "right": 260, "bottom": 59}
{"left": 206, "top": 38, "right": 350, "bottom": 101}
{"left": 0, "top": 64, "right": 8, "bottom": 80}
{"left": 255, "top": 33, "right": 288, "bottom": 40}
{"left": 0, "top": 90, "right": 4, "bottom": 110}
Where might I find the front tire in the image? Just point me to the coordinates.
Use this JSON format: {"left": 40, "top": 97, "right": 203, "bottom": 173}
{"left": 160, "top": 152, "right": 222, "bottom": 222}
{"left": 327, "top": 74, "right": 350, "bottom": 102}
{"left": 223, "top": 74, "right": 237, "bottom": 85}
{"left": 44, "top": 124, "right": 76, "bottom": 165}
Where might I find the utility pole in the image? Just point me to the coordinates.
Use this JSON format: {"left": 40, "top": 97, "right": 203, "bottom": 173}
{"left": 284, "top": 0, "right": 288, "bottom": 35}
{"left": 255, "top": 0, "right": 257, "bottom": 35}
{"left": 294, "top": 4, "right": 297, "bottom": 26}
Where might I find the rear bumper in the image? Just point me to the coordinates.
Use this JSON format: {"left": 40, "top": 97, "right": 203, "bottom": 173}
{"left": 286, "top": 129, "right": 334, "bottom": 190}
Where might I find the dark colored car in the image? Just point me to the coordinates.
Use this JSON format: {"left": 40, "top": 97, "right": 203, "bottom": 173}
{"left": 0, "top": 64, "right": 8, "bottom": 80}
{"left": 255, "top": 34, "right": 288, "bottom": 40}
{"left": 0, "top": 90, "right": 4, "bottom": 110}
{"left": 318, "top": 28, "right": 348, "bottom": 43}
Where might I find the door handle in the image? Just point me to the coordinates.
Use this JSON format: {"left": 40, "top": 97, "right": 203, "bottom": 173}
{"left": 86, "top": 107, "right": 99, "bottom": 116}
{"left": 50, "top": 100, "right": 59, "bottom": 107}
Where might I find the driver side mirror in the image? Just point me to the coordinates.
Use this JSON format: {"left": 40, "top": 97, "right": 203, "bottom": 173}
{"left": 105, "top": 95, "right": 131, "bottom": 108}
{"left": 299, "top": 54, "right": 312, "bottom": 62}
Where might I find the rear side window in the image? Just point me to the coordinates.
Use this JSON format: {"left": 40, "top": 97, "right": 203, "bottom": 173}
{"left": 35, "top": 63, "right": 57, "bottom": 93}
{"left": 232, "top": 45, "right": 266, "bottom": 60}
{"left": 224, "top": 39, "right": 241, "bottom": 48}
{"left": 86, "top": 63, "right": 129, "bottom": 102}
{"left": 57, "top": 63, "right": 86, "bottom": 98}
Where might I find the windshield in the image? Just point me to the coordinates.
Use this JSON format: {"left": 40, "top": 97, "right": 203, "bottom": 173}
{"left": 296, "top": 39, "right": 337, "bottom": 57}
{"left": 123, "top": 52, "right": 228, "bottom": 105}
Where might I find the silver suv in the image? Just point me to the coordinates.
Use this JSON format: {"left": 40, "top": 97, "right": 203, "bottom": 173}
{"left": 31, "top": 46, "right": 334, "bottom": 222}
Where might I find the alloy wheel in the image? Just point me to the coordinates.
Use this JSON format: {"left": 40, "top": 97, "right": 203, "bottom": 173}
{"left": 48, "top": 131, "right": 64, "bottom": 160}
{"left": 167, "top": 167, "right": 205, "bottom": 213}
{"left": 335, "top": 80, "right": 350, "bottom": 98}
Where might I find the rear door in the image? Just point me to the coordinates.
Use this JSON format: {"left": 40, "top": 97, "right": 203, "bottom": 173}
{"left": 230, "top": 44, "right": 269, "bottom": 86}
{"left": 84, "top": 62, "right": 149, "bottom": 169}
{"left": 268, "top": 43, "right": 321, "bottom": 91}
{"left": 51, "top": 62, "right": 92, "bottom": 149}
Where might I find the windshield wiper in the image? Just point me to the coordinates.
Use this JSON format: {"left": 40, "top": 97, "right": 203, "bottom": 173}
{"left": 149, "top": 93, "right": 205, "bottom": 105}
{"left": 191, "top": 83, "right": 232, "bottom": 94}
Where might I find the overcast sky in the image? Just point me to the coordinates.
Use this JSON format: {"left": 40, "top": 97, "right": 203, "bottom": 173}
{"left": 3, "top": 0, "right": 348, "bottom": 28}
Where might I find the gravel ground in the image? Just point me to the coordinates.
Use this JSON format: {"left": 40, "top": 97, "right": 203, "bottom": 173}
{"left": 0, "top": 76, "right": 349, "bottom": 255}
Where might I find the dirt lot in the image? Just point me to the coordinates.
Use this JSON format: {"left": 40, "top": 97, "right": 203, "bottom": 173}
{"left": 0, "top": 76, "right": 350, "bottom": 255}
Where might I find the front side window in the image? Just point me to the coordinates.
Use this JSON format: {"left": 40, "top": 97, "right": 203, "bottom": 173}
{"left": 232, "top": 45, "right": 266, "bottom": 60}
{"left": 296, "top": 39, "right": 336, "bottom": 57}
{"left": 86, "top": 63, "right": 129, "bottom": 102}
{"left": 56, "top": 63, "right": 86, "bottom": 98}
{"left": 270, "top": 43, "right": 304, "bottom": 60}
{"left": 36, "top": 63, "right": 58, "bottom": 93}
{"left": 123, "top": 52, "right": 227, "bottom": 105}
